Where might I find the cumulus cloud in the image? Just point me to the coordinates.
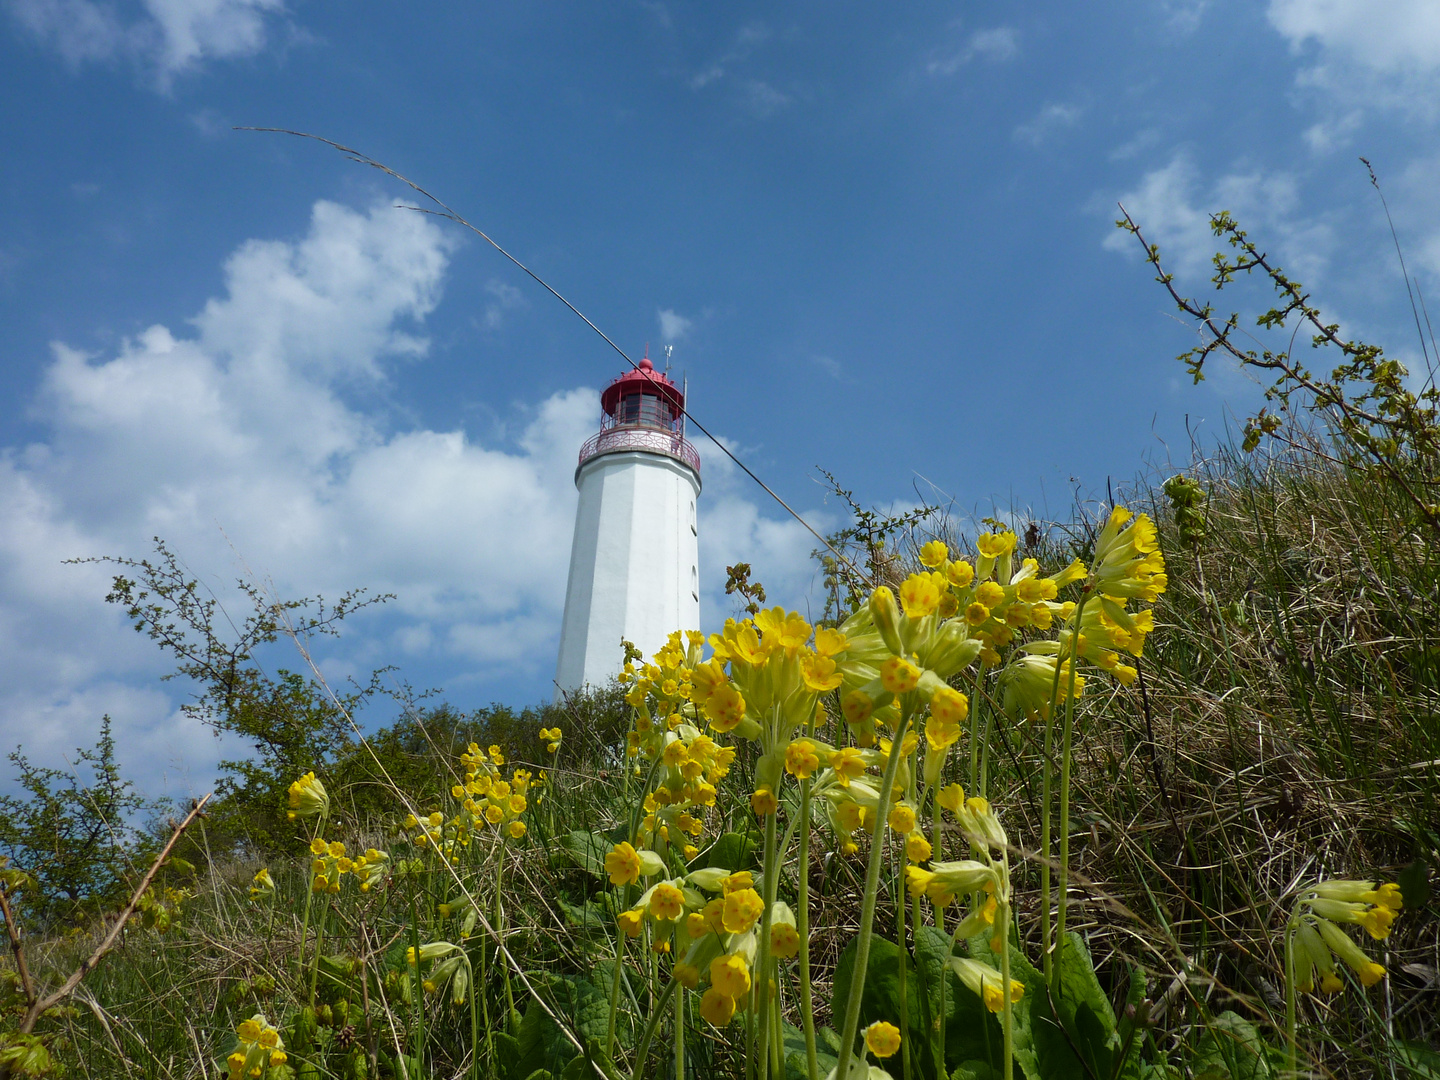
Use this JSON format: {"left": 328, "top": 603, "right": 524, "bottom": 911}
{"left": 1104, "top": 152, "right": 1332, "bottom": 285}
{"left": 657, "top": 308, "right": 692, "bottom": 342}
{"left": 0, "top": 199, "right": 582, "bottom": 792}
{"left": 1013, "top": 102, "right": 1084, "bottom": 147}
{"left": 1267, "top": 0, "right": 1440, "bottom": 123}
{"left": 483, "top": 278, "right": 526, "bottom": 329}
{"left": 7, "top": 0, "right": 286, "bottom": 87}
{"left": 927, "top": 26, "right": 1018, "bottom": 76}
{"left": 0, "top": 196, "right": 820, "bottom": 797}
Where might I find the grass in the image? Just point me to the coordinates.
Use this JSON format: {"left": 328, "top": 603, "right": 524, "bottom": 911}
{"left": 2, "top": 435, "right": 1437, "bottom": 1080}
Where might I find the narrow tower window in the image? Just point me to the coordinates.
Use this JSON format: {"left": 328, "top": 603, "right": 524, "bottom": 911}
{"left": 691, "top": 565, "right": 699, "bottom": 601}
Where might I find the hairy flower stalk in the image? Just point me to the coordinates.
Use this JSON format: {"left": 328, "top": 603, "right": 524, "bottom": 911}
{"left": 834, "top": 704, "right": 913, "bottom": 1080}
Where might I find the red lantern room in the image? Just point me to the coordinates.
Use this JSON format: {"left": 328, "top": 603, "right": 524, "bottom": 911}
{"left": 577, "top": 356, "right": 701, "bottom": 479}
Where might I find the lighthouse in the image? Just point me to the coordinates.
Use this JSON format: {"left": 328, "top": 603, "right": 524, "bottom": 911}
{"left": 554, "top": 356, "right": 701, "bottom": 695}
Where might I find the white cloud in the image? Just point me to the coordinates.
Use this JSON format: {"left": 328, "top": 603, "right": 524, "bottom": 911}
{"left": 483, "top": 278, "right": 526, "bottom": 329}
{"left": 0, "top": 196, "right": 816, "bottom": 795}
{"left": 1103, "top": 152, "right": 1332, "bottom": 285}
{"left": 7, "top": 0, "right": 285, "bottom": 87}
{"left": 1013, "top": 102, "right": 1083, "bottom": 147}
{"left": 657, "top": 308, "right": 693, "bottom": 343}
{"left": 927, "top": 26, "right": 1018, "bottom": 76}
{"left": 1267, "top": 0, "right": 1440, "bottom": 122}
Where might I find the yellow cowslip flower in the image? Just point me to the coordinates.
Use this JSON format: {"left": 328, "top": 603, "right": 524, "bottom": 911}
{"left": 710, "top": 954, "right": 751, "bottom": 998}
{"left": 929, "top": 684, "right": 969, "bottom": 725}
{"left": 605, "top": 842, "right": 643, "bottom": 886}
{"left": 618, "top": 909, "right": 645, "bottom": 938}
{"left": 328, "top": 841, "right": 345, "bottom": 858}
{"left": 508, "top": 794, "right": 527, "bottom": 814}
{"left": 945, "top": 559, "right": 975, "bottom": 588}
{"left": 720, "top": 870, "right": 753, "bottom": 895}
{"left": 508, "top": 821, "right": 526, "bottom": 839}
{"left": 1091, "top": 508, "right": 1166, "bottom": 601}
{"left": 919, "top": 540, "right": 949, "bottom": 567}
{"left": 951, "top": 957, "right": 1024, "bottom": 1012}
{"left": 683, "top": 843, "right": 699, "bottom": 860}
{"left": 926, "top": 716, "right": 963, "bottom": 753}
{"left": 974, "top": 581, "right": 1005, "bottom": 609}
{"left": 965, "top": 601, "right": 991, "bottom": 627}
{"left": 650, "top": 882, "right": 685, "bottom": 921}
{"left": 427, "top": 811, "right": 444, "bottom": 828}
{"left": 662, "top": 739, "right": 689, "bottom": 768}
{"left": 287, "top": 772, "right": 329, "bottom": 820}
{"left": 906, "top": 861, "right": 997, "bottom": 907}
{"left": 484, "top": 805, "right": 505, "bottom": 825}
{"left": 751, "top": 787, "right": 779, "bottom": 816}
{"left": 841, "top": 689, "right": 875, "bottom": 727}
{"left": 880, "top": 655, "right": 922, "bottom": 694}
{"left": 705, "top": 684, "right": 747, "bottom": 732}
{"left": 675, "top": 963, "right": 701, "bottom": 989}
{"left": 699, "top": 988, "right": 737, "bottom": 1026}
{"left": 975, "top": 531, "right": 1017, "bottom": 560}
{"left": 814, "top": 627, "right": 849, "bottom": 657}
{"left": 770, "top": 901, "right": 799, "bottom": 958}
{"left": 309, "top": 837, "right": 329, "bottom": 857}
{"left": 686, "top": 911, "right": 710, "bottom": 939}
{"left": 248, "top": 868, "right": 275, "bottom": 902}
{"left": 311, "top": 874, "right": 328, "bottom": 893}
{"left": 722, "top": 888, "right": 765, "bottom": 934}
{"left": 865, "top": 1021, "right": 902, "bottom": 1059}
{"left": 784, "top": 739, "right": 821, "bottom": 780}
{"left": 937, "top": 783, "right": 965, "bottom": 814}
{"left": 830, "top": 747, "right": 868, "bottom": 787}
{"left": 900, "top": 573, "right": 943, "bottom": 618}
{"left": 488, "top": 745, "right": 505, "bottom": 766}
{"left": 906, "top": 832, "right": 932, "bottom": 863}
{"left": 800, "top": 652, "right": 844, "bottom": 692}
{"left": 701, "top": 897, "right": 727, "bottom": 934}
{"left": 888, "top": 803, "right": 917, "bottom": 835}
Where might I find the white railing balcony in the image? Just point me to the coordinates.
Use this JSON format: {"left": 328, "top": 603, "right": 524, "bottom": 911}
{"left": 578, "top": 426, "right": 701, "bottom": 476}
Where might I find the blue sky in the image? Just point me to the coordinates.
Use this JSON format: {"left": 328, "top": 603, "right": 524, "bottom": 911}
{"left": 4, "top": 0, "right": 1439, "bottom": 798}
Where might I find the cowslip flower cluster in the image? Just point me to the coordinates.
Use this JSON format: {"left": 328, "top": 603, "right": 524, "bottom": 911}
{"left": 287, "top": 771, "right": 329, "bottom": 821}
{"left": 538, "top": 726, "right": 563, "bottom": 754}
{"left": 225, "top": 1014, "right": 285, "bottom": 1079}
{"left": 307, "top": 837, "right": 389, "bottom": 894}
{"left": 1290, "top": 879, "right": 1403, "bottom": 993}
{"left": 248, "top": 868, "right": 275, "bottom": 902}
{"left": 406, "top": 940, "right": 471, "bottom": 1003}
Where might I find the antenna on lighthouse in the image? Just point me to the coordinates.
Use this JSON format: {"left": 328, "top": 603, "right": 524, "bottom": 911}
{"left": 664, "top": 344, "right": 673, "bottom": 372}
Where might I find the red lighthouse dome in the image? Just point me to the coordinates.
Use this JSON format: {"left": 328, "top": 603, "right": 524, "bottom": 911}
{"left": 577, "top": 356, "right": 700, "bottom": 479}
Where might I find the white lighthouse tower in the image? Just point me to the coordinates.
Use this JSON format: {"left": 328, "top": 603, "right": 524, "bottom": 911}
{"left": 555, "top": 356, "right": 701, "bottom": 695}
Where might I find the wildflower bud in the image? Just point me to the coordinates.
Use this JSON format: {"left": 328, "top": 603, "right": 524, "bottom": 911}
{"left": 869, "top": 586, "right": 904, "bottom": 655}
{"left": 923, "top": 619, "right": 982, "bottom": 678}
{"left": 950, "top": 956, "right": 1024, "bottom": 1013}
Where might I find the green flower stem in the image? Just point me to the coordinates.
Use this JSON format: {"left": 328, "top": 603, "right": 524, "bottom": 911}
{"left": 1052, "top": 592, "right": 1091, "bottom": 994}
{"left": 629, "top": 977, "right": 679, "bottom": 1080}
{"left": 606, "top": 911, "right": 628, "bottom": 1060}
{"left": 1039, "top": 704, "right": 1054, "bottom": 984}
{"left": 296, "top": 815, "right": 325, "bottom": 994}
{"left": 754, "top": 802, "right": 780, "bottom": 1078}
{"left": 409, "top": 888, "right": 426, "bottom": 1068}
{"left": 834, "top": 705, "right": 913, "bottom": 1079}
{"left": 465, "top": 956, "right": 480, "bottom": 1080}
{"left": 999, "top": 897, "right": 1014, "bottom": 1080}
{"left": 308, "top": 894, "right": 328, "bottom": 1005}
{"left": 967, "top": 668, "right": 983, "bottom": 795}
{"left": 798, "top": 776, "right": 819, "bottom": 1080}
{"left": 1284, "top": 917, "right": 1299, "bottom": 1080}
{"left": 495, "top": 846, "right": 515, "bottom": 1027}
{"left": 896, "top": 844, "right": 911, "bottom": 1080}
{"left": 673, "top": 984, "right": 685, "bottom": 1080}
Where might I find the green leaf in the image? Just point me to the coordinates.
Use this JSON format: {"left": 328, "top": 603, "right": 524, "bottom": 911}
{"left": 1191, "top": 1011, "right": 1280, "bottom": 1080}
{"left": 950, "top": 1064, "right": 998, "bottom": 1080}
{"left": 1398, "top": 857, "right": 1431, "bottom": 910}
{"left": 1393, "top": 1039, "right": 1440, "bottom": 1080}
{"left": 783, "top": 1020, "right": 839, "bottom": 1080}
{"left": 693, "top": 830, "right": 760, "bottom": 872}
{"left": 492, "top": 1033, "right": 523, "bottom": 1080}
{"left": 561, "top": 831, "right": 614, "bottom": 879}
